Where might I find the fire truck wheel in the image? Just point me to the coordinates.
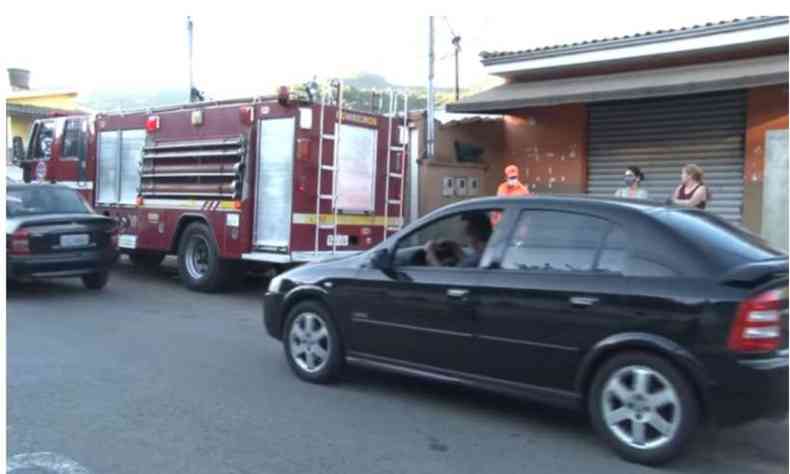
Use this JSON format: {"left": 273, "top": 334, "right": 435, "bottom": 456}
{"left": 283, "top": 301, "right": 344, "bottom": 384}
{"left": 129, "top": 251, "right": 166, "bottom": 270}
{"left": 82, "top": 270, "right": 110, "bottom": 290}
{"left": 177, "top": 222, "right": 229, "bottom": 292}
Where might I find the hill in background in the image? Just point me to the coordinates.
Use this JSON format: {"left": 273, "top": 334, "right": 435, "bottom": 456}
{"left": 77, "top": 71, "right": 484, "bottom": 113}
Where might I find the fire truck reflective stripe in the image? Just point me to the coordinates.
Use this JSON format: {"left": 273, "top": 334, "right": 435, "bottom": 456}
{"left": 292, "top": 213, "right": 402, "bottom": 227}
{"left": 138, "top": 199, "right": 237, "bottom": 212}
{"left": 53, "top": 181, "right": 94, "bottom": 190}
{"left": 241, "top": 251, "right": 360, "bottom": 263}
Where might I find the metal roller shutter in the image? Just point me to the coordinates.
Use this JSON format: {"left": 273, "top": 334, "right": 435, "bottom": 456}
{"left": 587, "top": 90, "right": 746, "bottom": 223}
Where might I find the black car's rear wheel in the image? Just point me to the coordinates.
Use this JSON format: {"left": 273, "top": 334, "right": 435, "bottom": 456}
{"left": 82, "top": 270, "right": 110, "bottom": 290}
{"left": 283, "top": 301, "right": 344, "bottom": 384}
{"left": 588, "top": 351, "right": 699, "bottom": 465}
{"left": 129, "top": 251, "right": 166, "bottom": 270}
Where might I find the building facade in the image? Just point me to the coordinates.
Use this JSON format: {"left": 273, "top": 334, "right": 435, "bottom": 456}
{"left": 442, "top": 17, "right": 789, "bottom": 243}
{"left": 6, "top": 68, "right": 82, "bottom": 159}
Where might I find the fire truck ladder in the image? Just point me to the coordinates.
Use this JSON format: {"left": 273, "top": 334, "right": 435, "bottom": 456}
{"left": 383, "top": 89, "right": 409, "bottom": 237}
{"left": 313, "top": 79, "right": 344, "bottom": 255}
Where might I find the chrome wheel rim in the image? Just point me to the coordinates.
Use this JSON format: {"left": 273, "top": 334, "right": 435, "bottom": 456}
{"left": 289, "top": 312, "right": 331, "bottom": 373}
{"left": 601, "top": 365, "right": 681, "bottom": 450}
{"left": 185, "top": 235, "right": 210, "bottom": 280}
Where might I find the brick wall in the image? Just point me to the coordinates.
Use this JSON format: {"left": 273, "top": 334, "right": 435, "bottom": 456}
{"left": 742, "top": 84, "right": 790, "bottom": 233}
{"left": 498, "top": 104, "right": 588, "bottom": 195}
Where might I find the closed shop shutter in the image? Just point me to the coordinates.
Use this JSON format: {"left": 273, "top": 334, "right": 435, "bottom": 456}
{"left": 587, "top": 90, "right": 746, "bottom": 223}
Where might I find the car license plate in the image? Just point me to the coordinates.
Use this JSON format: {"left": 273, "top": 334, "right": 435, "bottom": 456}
{"left": 60, "top": 233, "right": 90, "bottom": 248}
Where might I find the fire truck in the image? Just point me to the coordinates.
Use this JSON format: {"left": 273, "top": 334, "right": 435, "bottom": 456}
{"left": 13, "top": 83, "right": 411, "bottom": 291}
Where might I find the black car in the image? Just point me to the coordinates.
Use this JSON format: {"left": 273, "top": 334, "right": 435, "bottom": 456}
{"left": 262, "top": 196, "right": 788, "bottom": 465}
{"left": 7, "top": 184, "right": 119, "bottom": 289}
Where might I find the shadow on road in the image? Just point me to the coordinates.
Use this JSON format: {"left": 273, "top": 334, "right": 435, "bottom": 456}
{"left": 7, "top": 256, "right": 270, "bottom": 300}
{"left": 114, "top": 256, "right": 271, "bottom": 295}
{"left": 337, "top": 365, "right": 788, "bottom": 472}
{"left": 341, "top": 365, "right": 590, "bottom": 430}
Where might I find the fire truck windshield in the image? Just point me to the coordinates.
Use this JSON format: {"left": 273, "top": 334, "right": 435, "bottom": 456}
{"left": 32, "top": 121, "right": 56, "bottom": 160}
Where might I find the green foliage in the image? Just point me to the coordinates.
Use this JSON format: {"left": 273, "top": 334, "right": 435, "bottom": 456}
{"left": 292, "top": 78, "right": 466, "bottom": 114}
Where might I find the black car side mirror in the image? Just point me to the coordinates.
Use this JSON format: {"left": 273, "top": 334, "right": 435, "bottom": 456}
{"left": 12, "top": 136, "right": 25, "bottom": 164}
{"left": 370, "top": 248, "right": 392, "bottom": 271}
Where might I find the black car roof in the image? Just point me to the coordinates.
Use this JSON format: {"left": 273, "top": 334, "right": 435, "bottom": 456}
{"left": 7, "top": 183, "right": 73, "bottom": 191}
{"left": 433, "top": 194, "right": 667, "bottom": 217}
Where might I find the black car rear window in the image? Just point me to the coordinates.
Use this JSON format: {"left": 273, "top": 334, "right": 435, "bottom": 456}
{"left": 655, "top": 209, "right": 785, "bottom": 267}
{"left": 7, "top": 187, "right": 92, "bottom": 218}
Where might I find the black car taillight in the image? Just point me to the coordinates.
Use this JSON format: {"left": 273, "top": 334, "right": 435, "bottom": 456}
{"left": 728, "top": 289, "right": 784, "bottom": 353}
{"left": 9, "top": 228, "right": 31, "bottom": 255}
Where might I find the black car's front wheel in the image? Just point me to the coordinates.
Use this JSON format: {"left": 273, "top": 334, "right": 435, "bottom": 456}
{"left": 588, "top": 351, "right": 700, "bottom": 466}
{"left": 283, "top": 301, "right": 344, "bottom": 384}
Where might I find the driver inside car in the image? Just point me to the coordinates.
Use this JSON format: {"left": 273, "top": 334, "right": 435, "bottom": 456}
{"left": 423, "top": 212, "right": 493, "bottom": 268}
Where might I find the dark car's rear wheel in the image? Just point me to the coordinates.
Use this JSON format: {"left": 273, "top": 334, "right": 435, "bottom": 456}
{"left": 129, "top": 251, "right": 166, "bottom": 270}
{"left": 82, "top": 270, "right": 110, "bottom": 290}
{"left": 283, "top": 301, "right": 344, "bottom": 384}
{"left": 588, "top": 352, "right": 699, "bottom": 466}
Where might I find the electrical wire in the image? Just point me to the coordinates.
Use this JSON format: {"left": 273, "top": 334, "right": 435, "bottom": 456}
{"left": 442, "top": 16, "right": 458, "bottom": 39}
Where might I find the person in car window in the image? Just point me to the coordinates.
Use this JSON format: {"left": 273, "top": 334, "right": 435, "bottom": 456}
{"left": 424, "top": 212, "right": 493, "bottom": 268}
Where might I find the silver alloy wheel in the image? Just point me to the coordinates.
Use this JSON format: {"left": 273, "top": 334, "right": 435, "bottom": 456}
{"left": 601, "top": 365, "right": 681, "bottom": 450}
{"left": 185, "top": 235, "right": 210, "bottom": 280}
{"left": 289, "top": 312, "right": 331, "bottom": 374}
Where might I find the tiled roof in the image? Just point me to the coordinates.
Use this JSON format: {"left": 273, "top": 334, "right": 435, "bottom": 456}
{"left": 6, "top": 103, "right": 83, "bottom": 118}
{"left": 480, "top": 16, "right": 788, "bottom": 64}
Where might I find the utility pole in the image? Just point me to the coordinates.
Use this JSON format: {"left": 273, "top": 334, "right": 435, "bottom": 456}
{"left": 427, "top": 16, "right": 435, "bottom": 160}
{"left": 452, "top": 35, "right": 461, "bottom": 101}
{"left": 187, "top": 16, "right": 196, "bottom": 102}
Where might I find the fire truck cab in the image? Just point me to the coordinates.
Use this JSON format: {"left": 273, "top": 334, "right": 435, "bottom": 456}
{"left": 12, "top": 113, "right": 93, "bottom": 192}
{"left": 14, "top": 85, "right": 411, "bottom": 292}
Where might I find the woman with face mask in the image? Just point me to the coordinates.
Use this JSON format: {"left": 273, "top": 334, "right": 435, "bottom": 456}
{"left": 614, "top": 166, "right": 648, "bottom": 199}
{"left": 673, "top": 164, "right": 708, "bottom": 209}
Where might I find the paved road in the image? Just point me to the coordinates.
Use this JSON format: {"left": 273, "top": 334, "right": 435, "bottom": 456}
{"left": 7, "top": 258, "right": 789, "bottom": 474}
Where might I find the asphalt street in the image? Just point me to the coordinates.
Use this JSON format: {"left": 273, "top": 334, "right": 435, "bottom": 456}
{"left": 6, "top": 258, "right": 789, "bottom": 474}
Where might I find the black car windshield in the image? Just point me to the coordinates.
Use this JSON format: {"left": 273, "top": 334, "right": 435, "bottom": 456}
{"left": 655, "top": 209, "right": 785, "bottom": 267}
{"left": 7, "top": 187, "right": 92, "bottom": 218}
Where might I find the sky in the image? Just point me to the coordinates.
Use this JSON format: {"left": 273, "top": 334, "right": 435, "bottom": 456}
{"left": 1, "top": 2, "right": 786, "bottom": 102}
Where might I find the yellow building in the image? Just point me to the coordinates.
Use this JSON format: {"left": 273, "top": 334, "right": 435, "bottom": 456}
{"left": 5, "top": 68, "right": 83, "bottom": 160}
{"left": 7, "top": 90, "right": 81, "bottom": 142}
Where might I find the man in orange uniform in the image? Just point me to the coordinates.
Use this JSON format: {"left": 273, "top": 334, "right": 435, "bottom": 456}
{"left": 491, "top": 164, "right": 530, "bottom": 225}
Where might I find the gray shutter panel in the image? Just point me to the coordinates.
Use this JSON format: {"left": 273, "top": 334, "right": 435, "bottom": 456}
{"left": 587, "top": 90, "right": 747, "bottom": 223}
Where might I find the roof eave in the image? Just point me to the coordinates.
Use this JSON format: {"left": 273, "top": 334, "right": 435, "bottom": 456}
{"left": 481, "top": 17, "right": 789, "bottom": 73}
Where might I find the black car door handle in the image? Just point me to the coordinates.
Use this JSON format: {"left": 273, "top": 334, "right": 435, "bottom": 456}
{"left": 447, "top": 288, "right": 470, "bottom": 300}
{"left": 570, "top": 296, "right": 598, "bottom": 307}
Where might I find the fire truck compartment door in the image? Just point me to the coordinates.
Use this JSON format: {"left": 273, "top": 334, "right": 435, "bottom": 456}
{"left": 255, "top": 117, "right": 295, "bottom": 248}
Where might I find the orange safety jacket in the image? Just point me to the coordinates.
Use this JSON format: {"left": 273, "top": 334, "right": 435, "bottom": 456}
{"left": 491, "top": 181, "right": 531, "bottom": 225}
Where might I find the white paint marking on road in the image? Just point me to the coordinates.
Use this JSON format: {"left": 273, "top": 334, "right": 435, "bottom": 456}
{"left": 7, "top": 452, "right": 92, "bottom": 473}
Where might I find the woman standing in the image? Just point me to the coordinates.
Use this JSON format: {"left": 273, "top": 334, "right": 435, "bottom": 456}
{"left": 673, "top": 164, "right": 708, "bottom": 209}
{"left": 615, "top": 166, "right": 649, "bottom": 199}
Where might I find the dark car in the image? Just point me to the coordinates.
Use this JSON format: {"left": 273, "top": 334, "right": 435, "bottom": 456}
{"left": 262, "top": 196, "right": 788, "bottom": 465}
{"left": 7, "top": 184, "right": 119, "bottom": 289}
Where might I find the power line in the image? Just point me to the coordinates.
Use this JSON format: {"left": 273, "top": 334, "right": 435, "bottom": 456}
{"left": 442, "top": 16, "right": 458, "bottom": 39}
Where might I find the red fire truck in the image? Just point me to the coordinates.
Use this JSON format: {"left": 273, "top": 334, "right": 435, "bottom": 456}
{"left": 13, "top": 84, "right": 410, "bottom": 291}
